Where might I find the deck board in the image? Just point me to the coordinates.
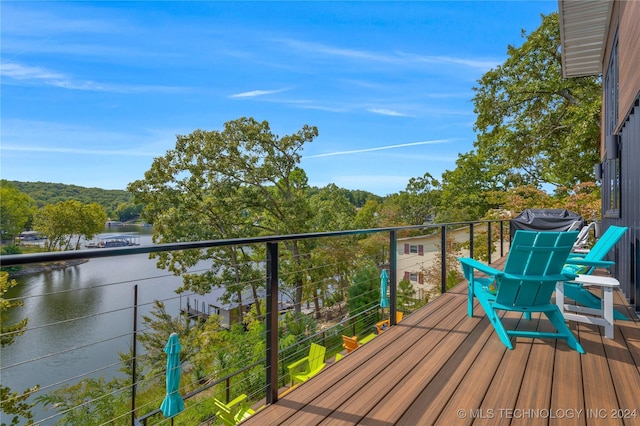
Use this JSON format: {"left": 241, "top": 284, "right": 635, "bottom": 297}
{"left": 242, "top": 262, "right": 640, "bottom": 426}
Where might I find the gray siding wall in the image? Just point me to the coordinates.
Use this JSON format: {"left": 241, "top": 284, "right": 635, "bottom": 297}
{"left": 603, "top": 94, "right": 640, "bottom": 311}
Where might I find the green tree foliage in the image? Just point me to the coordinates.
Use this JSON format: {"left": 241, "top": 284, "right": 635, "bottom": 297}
{"left": 7, "top": 181, "right": 132, "bottom": 216}
{"left": 33, "top": 200, "right": 107, "bottom": 251}
{"left": 303, "top": 185, "right": 359, "bottom": 318}
{"left": 136, "top": 301, "right": 201, "bottom": 377}
{"left": 354, "top": 199, "right": 380, "bottom": 230}
{"left": 421, "top": 231, "right": 464, "bottom": 300}
{"left": 308, "top": 184, "right": 357, "bottom": 232}
{"left": 128, "top": 117, "right": 318, "bottom": 316}
{"left": 388, "top": 173, "right": 441, "bottom": 227}
{"left": 437, "top": 151, "right": 509, "bottom": 223}
{"left": 35, "top": 377, "right": 128, "bottom": 426}
{"left": 113, "top": 202, "right": 144, "bottom": 222}
{"left": 397, "top": 277, "right": 417, "bottom": 311}
{"left": 1, "top": 272, "right": 39, "bottom": 426}
{"left": 306, "top": 187, "right": 381, "bottom": 209}
{"left": 0, "top": 181, "right": 35, "bottom": 242}
{"left": 347, "top": 263, "right": 380, "bottom": 334}
{"left": 472, "top": 12, "right": 601, "bottom": 188}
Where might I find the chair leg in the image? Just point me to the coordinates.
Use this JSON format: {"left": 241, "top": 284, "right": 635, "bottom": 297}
{"left": 475, "top": 296, "right": 513, "bottom": 350}
{"left": 545, "top": 308, "right": 585, "bottom": 354}
{"left": 468, "top": 281, "right": 475, "bottom": 317}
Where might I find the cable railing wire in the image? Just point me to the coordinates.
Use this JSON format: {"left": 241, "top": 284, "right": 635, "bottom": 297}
{"left": 2, "top": 221, "right": 507, "bottom": 425}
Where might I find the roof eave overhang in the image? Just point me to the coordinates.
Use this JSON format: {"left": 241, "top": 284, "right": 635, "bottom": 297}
{"left": 558, "top": 0, "right": 613, "bottom": 78}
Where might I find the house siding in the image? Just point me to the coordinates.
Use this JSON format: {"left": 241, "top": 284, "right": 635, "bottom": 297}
{"left": 618, "top": 1, "right": 640, "bottom": 118}
{"left": 601, "top": 1, "right": 640, "bottom": 311}
{"left": 604, "top": 96, "right": 640, "bottom": 309}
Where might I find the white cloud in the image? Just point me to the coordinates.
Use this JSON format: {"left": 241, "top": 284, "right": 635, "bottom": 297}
{"left": 1, "top": 145, "right": 156, "bottom": 157}
{"left": 367, "top": 108, "right": 413, "bottom": 117}
{"left": 274, "top": 37, "right": 500, "bottom": 71}
{"left": 229, "top": 88, "right": 288, "bottom": 98}
{"left": 1, "top": 62, "right": 189, "bottom": 93}
{"left": 1, "top": 63, "right": 65, "bottom": 81}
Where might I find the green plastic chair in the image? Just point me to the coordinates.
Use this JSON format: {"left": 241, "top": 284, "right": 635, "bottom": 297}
{"left": 213, "top": 395, "right": 255, "bottom": 426}
{"left": 459, "top": 230, "right": 584, "bottom": 353}
{"left": 287, "top": 342, "right": 326, "bottom": 386}
{"left": 562, "top": 225, "right": 629, "bottom": 320}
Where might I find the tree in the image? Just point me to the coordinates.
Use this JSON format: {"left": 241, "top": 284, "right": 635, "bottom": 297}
{"left": 113, "top": 202, "right": 143, "bottom": 222}
{"left": 472, "top": 12, "right": 601, "bottom": 189}
{"left": 129, "top": 117, "right": 319, "bottom": 316}
{"left": 354, "top": 199, "right": 380, "bottom": 230}
{"left": 421, "top": 232, "right": 464, "bottom": 301}
{"left": 303, "top": 185, "right": 359, "bottom": 318}
{"left": 33, "top": 201, "right": 106, "bottom": 251}
{"left": 437, "top": 150, "right": 510, "bottom": 223}
{"left": 1, "top": 272, "right": 39, "bottom": 425}
{"left": 8, "top": 181, "right": 133, "bottom": 214}
{"left": 36, "top": 377, "right": 127, "bottom": 426}
{"left": 397, "top": 277, "right": 417, "bottom": 311}
{"left": 347, "top": 263, "right": 380, "bottom": 333}
{"left": 391, "top": 173, "right": 441, "bottom": 226}
{"left": 0, "top": 181, "right": 35, "bottom": 243}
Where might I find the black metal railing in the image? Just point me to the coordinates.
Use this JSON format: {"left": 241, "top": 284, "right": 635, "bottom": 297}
{"left": 1, "top": 220, "right": 508, "bottom": 425}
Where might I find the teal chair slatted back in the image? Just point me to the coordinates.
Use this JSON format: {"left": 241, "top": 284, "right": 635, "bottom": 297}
{"left": 496, "top": 231, "right": 578, "bottom": 308}
{"left": 459, "top": 229, "right": 584, "bottom": 352}
{"left": 562, "top": 225, "right": 629, "bottom": 321}
{"left": 582, "top": 225, "right": 628, "bottom": 263}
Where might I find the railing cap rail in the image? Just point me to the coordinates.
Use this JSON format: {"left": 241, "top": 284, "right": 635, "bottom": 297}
{"left": 1, "top": 221, "right": 500, "bottom": 267}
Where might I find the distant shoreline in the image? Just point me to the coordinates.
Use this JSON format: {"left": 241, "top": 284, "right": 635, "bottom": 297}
{"left": 7, "top": 258, "right": 89, "bottom": 277}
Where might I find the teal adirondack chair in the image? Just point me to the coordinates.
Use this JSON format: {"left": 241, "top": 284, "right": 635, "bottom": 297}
{"left": 562, "top": 225, "right": 629, "bottom": 320}
{"left": 287, "top": 343, "right": 326, "bottom": 386}
{"left": 459, "top": 230, "right": 584, "bottom": 353}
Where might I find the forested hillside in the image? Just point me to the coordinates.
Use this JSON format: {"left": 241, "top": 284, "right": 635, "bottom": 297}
{"left": 8, "top": 181, "right": 133, "bottom": 211}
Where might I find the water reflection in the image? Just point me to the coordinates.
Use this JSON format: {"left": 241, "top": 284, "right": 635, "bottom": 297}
{"left": 1, "top": 225, "right": 193, "bottom": 424}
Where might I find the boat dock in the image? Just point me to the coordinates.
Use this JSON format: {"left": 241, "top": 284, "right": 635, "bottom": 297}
{"left": 85, "top": 235, "right": 141, "bottom": 248}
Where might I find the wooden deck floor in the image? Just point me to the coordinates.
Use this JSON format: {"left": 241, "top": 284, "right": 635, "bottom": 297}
{"left": 242, "top": 260, "right": 640, "bottom": 426}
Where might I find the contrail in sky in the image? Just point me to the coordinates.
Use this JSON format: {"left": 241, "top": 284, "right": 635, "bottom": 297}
{"left": 303, "top": 139, "right": 451, "bottom": 159}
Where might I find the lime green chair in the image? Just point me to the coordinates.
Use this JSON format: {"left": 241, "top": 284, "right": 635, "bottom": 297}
{"left": 287, "top": 342, "right": 326, "bottom": 386}
{"left": 459, "top": 230, "right": 584, "bottom": 353}
{"left": 213, "top": 395, "right": 255, "bottom": 426}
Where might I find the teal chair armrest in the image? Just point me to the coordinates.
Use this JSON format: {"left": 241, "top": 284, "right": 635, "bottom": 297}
{"left": 459, "top": 257, "right": 505, "bottom": 278}
{"left": 565, "top": 258, "right": 614, "bottom": 268}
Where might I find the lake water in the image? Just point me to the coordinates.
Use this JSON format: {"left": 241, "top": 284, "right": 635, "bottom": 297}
{"left": 1, "top": 225, "right": 221, "bottom": 424}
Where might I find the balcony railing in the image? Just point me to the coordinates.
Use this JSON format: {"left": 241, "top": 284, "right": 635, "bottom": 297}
{"left": 0, "top": 220, "right": 508, "bottom": 425}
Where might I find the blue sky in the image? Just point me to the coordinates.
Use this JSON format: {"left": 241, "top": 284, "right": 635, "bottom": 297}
{"left": 1, "top": 1, "right": 557, "bottom": 196}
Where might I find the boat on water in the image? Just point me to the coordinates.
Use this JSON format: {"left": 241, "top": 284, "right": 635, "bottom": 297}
{"left": 85, "top": 235, "right": 141, "bottom": 248}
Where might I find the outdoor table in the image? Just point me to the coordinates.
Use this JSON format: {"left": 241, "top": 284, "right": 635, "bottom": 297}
{"left": 556, "top": 274, "right": 620, "bottom": 339}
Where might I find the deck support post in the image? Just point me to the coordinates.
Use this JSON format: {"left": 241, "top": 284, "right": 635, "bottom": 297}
{"left": 487, "top": 221, "right": 492, "bottom": 264}
{"left": 441, "top": 226, "right": 447, "bottom": 294}
{"left": 389, "top": 230, "right": 397, "bottom": 325}
{"left": 266, "top": 242, "right": 279, "bottom": 405}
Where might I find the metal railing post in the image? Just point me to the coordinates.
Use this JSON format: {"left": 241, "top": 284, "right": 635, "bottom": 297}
{"left": 441, "top": 226, "right": 447, "bottom": 294}
{"left": 265, "top": 242, "right": 279, "bottom": 404}
{"left": 487, "top": 221, "right": 492, "bottom": 265}
{"left": 469, "top": 223, "right": 474, "bottom": 260}
{"left": 500, "top": 221, "right": 505, "bottom": 257}
{"left": 389, "top": 230, "right": 397, "bottom": 325}
{"left": 131, "top": 285, "right": 138, "bottom": 426}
